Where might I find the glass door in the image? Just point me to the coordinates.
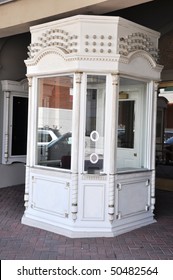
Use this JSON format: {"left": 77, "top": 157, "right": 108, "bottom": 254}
{"left": 117, "top": 78, "right": 146, "bottom": 171}
{"left": 84, "top": 75, "right": 106, "bottom": 174}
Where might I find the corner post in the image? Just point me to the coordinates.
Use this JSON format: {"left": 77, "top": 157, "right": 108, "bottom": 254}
{"left": 71, "top": 72, "right": 82, "bottom": 221}
{"left": 108, "top": 73, "right": 119, "bottom": 222}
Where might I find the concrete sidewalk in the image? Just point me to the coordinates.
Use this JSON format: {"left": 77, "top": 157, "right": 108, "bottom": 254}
{"left": 0, "top": 185, "right": 173, "bottom": 260}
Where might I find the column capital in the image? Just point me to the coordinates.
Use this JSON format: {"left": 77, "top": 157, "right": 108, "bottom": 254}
{"left": 27, "top": 77, "right": 32, "bottom": 87}
{"left": 111, "top": 73, "right": 119, "bottom": 85}
{"left": 154, "top": 81, "right": 159, "bottom": 92}
{"left": 75, "top": 72, "right": 83, "bottom": 83}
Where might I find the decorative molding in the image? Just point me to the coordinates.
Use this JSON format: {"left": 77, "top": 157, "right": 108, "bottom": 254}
{"left": 129, "top": 50, "right": 156, "bottom": 66}
{"left": 26, "top": 20, "right": 162, "bottom": 74}
{"left": 25, "top": 47, "right": 119, "bottom": 66}
{"left": 24, "top": 167, "right": 30, "bottom": 209}
{"left": 26, "top": 46, "right": 162, "bottom": 71}
{"left": 150, "top": 170, "right": 155, "bottom": 211}
{"left": 27, "top": 28, "right": 78, "bottom": 59}
{"left": 84, "top": 34, "right": 113, "bottom": 54}
{"left": 118, "top": 32, "right": 159, "bottom": 62}
{"left": 3, "top": 91, "right": 10, "bottom": 163}
{"left": 71, "top": 173, "right": 78, "bottom": 221}
{"left": 27, "top": 77, "right": 32, "bottom": 87}
{"left": 119, "top": 50, "right": 163, "bottom": 71}
{"left": 108, "top": 174, "right": 115, "bottom": 222}
{"left": 20, "top": 78, "right": 29, "bottom": 91}
{"left": 75, "top": 72, "right": 82, "bottom": 84}
{"left": 81, "top": 174, "right": 107, "bottom": 180}
{"left": 26, "top": 48, "right": 66, "bottom": 66}
{"left": 111, "top": 73, "right": 119, "bottom": 86}
{"left": 154, "top": 81, "right": 159, "bottom": 92}
{"left": 75, "top": 56, "right": 118, "bottom": 62}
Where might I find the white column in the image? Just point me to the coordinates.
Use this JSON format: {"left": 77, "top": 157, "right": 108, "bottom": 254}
{"left": 71, "top": 72, "right": 82, "bottom": 221}
{"left": 151, "top": 81, "right": 159, "bottom": 170}
{"left": 2, "top": 91, "right": 10, "bottom": 164}
{"left": 23, "top": 77, "right": 32, "bottom": 210}
{"left": 24, "top": 166, "right": 30, "bottom": 209}
{"left": 108, "top": 73, "right": 119, "bottom": 221}
{"left": 150, "top": 81, "right": 159, "bottom": 211}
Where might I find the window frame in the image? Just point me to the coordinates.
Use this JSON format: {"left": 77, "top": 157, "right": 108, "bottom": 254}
{"left": 34, "top": 74, "right": 74, "bottom": 171}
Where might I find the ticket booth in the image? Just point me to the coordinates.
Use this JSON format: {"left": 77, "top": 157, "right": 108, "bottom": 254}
{"left": 22, "top": 15, "right": 163, "bottom": 237}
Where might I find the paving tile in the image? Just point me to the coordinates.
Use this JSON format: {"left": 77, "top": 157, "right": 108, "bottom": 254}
{"left": 0, "top": 185, "right": 173, "bottom": 260}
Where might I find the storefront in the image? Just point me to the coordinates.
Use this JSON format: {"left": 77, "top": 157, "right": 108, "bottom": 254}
{"left": 22, "top": 15, "right": 163, "bottom": 237}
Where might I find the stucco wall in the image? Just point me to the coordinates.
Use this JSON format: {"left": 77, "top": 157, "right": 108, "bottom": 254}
{"left": 0, "top": 163, "right": 25, "bottom": 188}
{"left": 0, "top": 32, "right": 29, "bottom": 188}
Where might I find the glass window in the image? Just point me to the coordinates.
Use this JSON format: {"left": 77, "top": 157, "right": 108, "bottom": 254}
{"left": 84, "top": 75, "right": 106, "bottom": 173}
{"left": 117, "top": 77, "right": 146, "bottom": 171}
{"left": 12, "top": 96, "right": 28, "bottom": 156}
{"left": 118, "top": 100, "right": 135, "bottom": 148}
{"left": 158, "top": 87, "right": 173, "bottom": 164}
{"left": 36, "top": 75, "right": 73, "bottom": 169}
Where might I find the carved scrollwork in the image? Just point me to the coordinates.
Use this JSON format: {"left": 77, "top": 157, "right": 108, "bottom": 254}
{"left": 71, "top": 173, "right": 78, "bottom": 221}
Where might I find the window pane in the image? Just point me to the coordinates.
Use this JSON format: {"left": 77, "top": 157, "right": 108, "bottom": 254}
{"left": 118, "top": 100, "right": 135, "bottom": 148}
{"left": 36, "top": 75, "right": 73, "bottom": 169}
{"left": 117, "top": 77, "right": 147, "bottom": 170}
{"left": 12, "top": 96, "right": 28, "bottom": 155}
{"left": 84, "top": 75, "right": 106, "bottom": 173}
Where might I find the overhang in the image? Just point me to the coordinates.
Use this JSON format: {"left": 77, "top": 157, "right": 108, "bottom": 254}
{"left": 0, "top": 0, "right": 154, "bottom": 37}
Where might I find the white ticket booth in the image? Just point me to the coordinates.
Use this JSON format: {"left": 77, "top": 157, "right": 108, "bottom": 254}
{"left": 22, "top": 15, "right": 163, "bottom": 237}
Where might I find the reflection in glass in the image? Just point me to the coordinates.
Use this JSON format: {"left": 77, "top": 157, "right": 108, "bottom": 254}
{"left": 36, "top": 75, "right": 73, "bottom": 169}
{"left": 117, "top": 77, "right": 147, "bottom": 170}
{"left": 158, "top": 88, "right": 173, "bottom": 164}
{"left": 118, "top": 100, "right": 135, "bottom": 148}
{"left": 84, "top": 75, "right": 106, "bottom": 173}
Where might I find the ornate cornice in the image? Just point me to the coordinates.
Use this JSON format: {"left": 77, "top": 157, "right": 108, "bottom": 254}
{"left": 25, "top": 47, "right": 120, "bottom": 66}
{"left": 25, "top": 46, "right": 163, "bottom": 74}
{"left": 26, "top": 28, "right": 161, "bottom": 72}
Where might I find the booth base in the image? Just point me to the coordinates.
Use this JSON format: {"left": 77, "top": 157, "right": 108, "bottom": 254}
{"left": 22, "top": 214, "right": 155, "bottom": 238}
